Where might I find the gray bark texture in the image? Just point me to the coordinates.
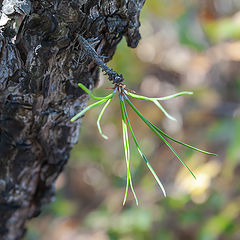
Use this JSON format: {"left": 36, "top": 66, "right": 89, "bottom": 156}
{"left": 0, "top": 0, "right": 145, "bottom": 239}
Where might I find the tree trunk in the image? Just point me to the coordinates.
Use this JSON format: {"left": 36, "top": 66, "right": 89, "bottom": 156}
{"left": 0, "top": 0, "right": 145, "bottom": 239}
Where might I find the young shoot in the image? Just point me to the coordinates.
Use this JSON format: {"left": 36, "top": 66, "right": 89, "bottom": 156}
{"left": 71, "top": 82, "right": 216, "bottom": 205}
{"left": 71, "top": 34, "right": 216, "bottom": 205}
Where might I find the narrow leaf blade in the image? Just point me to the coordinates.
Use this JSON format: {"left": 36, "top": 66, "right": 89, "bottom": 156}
{"left": 125, "top": 90, "right": 193, "bottom": 101}
{"left": 152, "top": 100, "right": 176, "bottom": 121}
{"left": 151, "top": 124, "right": 217, "bottom": 156}
{"left": 78, "top": 83, "right": 113, "bottom": 100}
{"left": 71, "top": 98, "right": 107, "bottom": 122}
{"left": 97, "top": 97, "right": 114, "bottom": 139}
{"left": 120, "top": 96, "right": 139, "bottom": 206}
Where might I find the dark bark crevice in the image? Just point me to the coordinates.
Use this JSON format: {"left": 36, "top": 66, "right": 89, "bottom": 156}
{"left": 0, "top": 0, "right": 145, "bottom": 239}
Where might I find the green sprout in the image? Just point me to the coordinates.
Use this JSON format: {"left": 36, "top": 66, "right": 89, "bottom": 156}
{"left": 71, "top": 82, "right": 216, "bottom": 205}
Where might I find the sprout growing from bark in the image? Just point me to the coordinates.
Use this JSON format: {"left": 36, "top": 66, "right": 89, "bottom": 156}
{"left": 71, "top": 82, "right": 216, "bottom": 205}
{"left": 71, "top": 35, "right": 216, "bottom": 205}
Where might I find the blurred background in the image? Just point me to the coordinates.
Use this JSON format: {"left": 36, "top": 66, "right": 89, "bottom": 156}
{"left": 25, "top": 0, "right": 240, "bottom": 239}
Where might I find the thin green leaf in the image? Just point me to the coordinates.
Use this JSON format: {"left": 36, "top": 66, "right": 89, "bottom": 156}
{"left": 96, "top": 91, "right": 116, "bottom": 139}
{"left": 78, "top": 83, "right": 113, "bottom": 100}
{"left": 155, "top": 132, "right": 196, "bottom": 179}
{"left": 152, "top": 100, "right": 176, "bottom": 121}
{"left": 122, "top": 98, "right": 167, "bottom": 196}
{"left": 122, "top": 115, "right": 130, "bottom": 206}
{"left": 124, "top": 95, "right": 196, "bottom": 179}
{"left": 150, "top": 123, "right": 217, "bottom": 156}
{"left": 71, "top": 98, "right": 108, "bottom": 122}
{"left": 125, "top": 90, "right": 193, "bottom": 101}
{"left": 97, "top": 99, "right": 112, "bottom": 139}
{"left": 124, "top": 90, "right": 183, "bottom": 121}
{"left": 120, "top": 96, "right": 139, "bottom": 206}
{"left": 129, "top": 174, "right": 138, "bottom": 206}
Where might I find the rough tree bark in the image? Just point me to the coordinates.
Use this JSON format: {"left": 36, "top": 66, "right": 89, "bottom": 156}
{"left": 0, "top": 0, "right": 145, "bottom": 239}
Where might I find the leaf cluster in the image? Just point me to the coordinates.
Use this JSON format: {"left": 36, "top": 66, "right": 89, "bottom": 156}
{"left": 71, "top": 83, "right": 216, "bottom": 205}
